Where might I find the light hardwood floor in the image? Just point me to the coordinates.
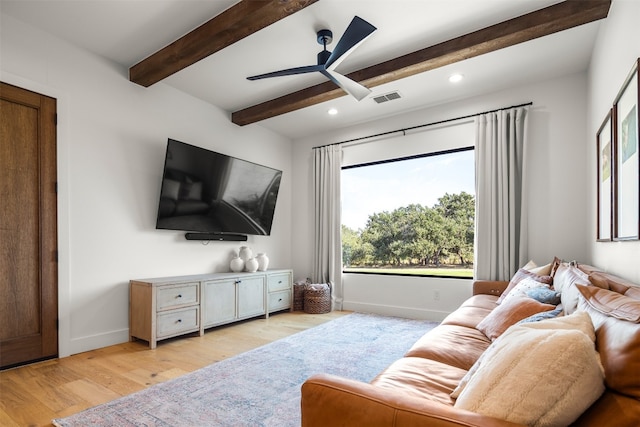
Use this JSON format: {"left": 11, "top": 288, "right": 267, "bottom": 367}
{"left": 0, "top": 310, "right": 348, "bottom": 427}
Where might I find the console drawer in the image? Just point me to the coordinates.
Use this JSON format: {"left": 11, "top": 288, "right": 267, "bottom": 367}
{"left": 269, "top": 290, "right": 291, "bottom": 312}
{"left": 156, "top": 307, "right": 199, "bottom": 338}
{"left": 157, "top": 283, "right": 199, "bottom": 311}
{"left": 268, "top": 273, "right": 290, "bottom": 292}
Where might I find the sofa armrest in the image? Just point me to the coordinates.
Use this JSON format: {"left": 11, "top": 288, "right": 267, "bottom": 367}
{"left": 301, "top": 374, "right": 524, "bottom": 427}
{"left": 472, "top": 280, "right": 509, "bottom": 296}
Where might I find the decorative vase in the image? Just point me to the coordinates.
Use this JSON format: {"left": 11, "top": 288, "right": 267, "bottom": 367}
{"left": 239, "top": 246, "right": 252, "bottom": 261}
{"left": 256, "top": 253, "right": 269, "bottom": 271}
{"left": 245, "top": 257, "right": 259, "bottom": 273}
{"left": 230, "top": 255, "right": 244, "bottom": 273}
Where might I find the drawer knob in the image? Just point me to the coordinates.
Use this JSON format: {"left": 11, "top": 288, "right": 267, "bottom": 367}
{"left": 176, "top": 294, "right": 182, "bottom": 298}
{"left": 278, "top": 298, "right": 283, "bottom": 302}
{"left": 176, "top": 319, "right": 182, "bottom": 323}
{"left": 278, "top": 280, "right": 282, "bottom": 284}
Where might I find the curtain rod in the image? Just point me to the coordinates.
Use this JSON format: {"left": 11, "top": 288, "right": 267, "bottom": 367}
{"left": 313, "top": 101, "right": 533, "bottom": 149}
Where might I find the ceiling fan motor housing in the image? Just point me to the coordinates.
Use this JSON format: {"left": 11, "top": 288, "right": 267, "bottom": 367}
{"left": 317, "top": 29, "right": 333, "bottom": 65}
{"left": 317, "top": 49, "right": 331, "bottom": 65}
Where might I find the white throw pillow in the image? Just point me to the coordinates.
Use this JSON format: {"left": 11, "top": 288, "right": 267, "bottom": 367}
{"left": 554, "top": 264, "right": 590, "bottom": 314}
{"left": 454, "top": 313, "right": 604, "bottom": 427}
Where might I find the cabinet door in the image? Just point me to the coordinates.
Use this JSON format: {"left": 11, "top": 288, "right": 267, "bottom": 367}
{"left": 238, "top": 276, "right": 265, "bottom": 319}
{"left": 202, "top": 280, "right": 236, "bottom": 327}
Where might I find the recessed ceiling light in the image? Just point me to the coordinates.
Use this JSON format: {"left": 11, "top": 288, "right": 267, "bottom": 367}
{"left": 449, "top": 73, "right": 464, "bottom": 83}
{"left": 327, "top": 108, "right": 338, "bottom": 115}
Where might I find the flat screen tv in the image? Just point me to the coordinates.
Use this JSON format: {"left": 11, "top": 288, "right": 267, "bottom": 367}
{"left": 156, "top": 139, "right": 282, "bottom": 236}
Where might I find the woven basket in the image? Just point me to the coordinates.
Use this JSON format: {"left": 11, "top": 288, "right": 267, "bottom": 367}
{"left": 292, "top": 280, "right": 306, "bottom": 311}
{"left": 303, "top": 283, "right": 331, "bottom": 314}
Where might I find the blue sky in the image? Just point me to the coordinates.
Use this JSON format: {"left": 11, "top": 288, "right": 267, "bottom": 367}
{"left": 341, "top": 150, "right": 475, "bottom": 230}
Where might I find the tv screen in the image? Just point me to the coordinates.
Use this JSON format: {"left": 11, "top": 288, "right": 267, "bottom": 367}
{"left": 156, "top": 139, "right": 282, "bottom": 236}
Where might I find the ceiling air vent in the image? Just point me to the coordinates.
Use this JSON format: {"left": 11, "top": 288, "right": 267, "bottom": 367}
{"left": 373, "top": 91, "right": 402, "bottom": 104}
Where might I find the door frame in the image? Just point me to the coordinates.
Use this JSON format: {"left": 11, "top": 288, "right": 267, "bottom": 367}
{"left": 1, "top": 73, "right": 71, "bottom": 357}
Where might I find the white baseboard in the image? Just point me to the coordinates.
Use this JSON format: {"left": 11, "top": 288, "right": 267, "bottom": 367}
{"left": 342, "top": 301, "right": 450, "bottom": 322}
{"left": 65, "top": 328, "right": 130, "bottom": 357}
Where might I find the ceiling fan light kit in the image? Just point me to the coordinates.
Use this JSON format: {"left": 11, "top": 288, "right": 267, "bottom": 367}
{"left": 247, "top": 16, "right": 376, "bottom": 101}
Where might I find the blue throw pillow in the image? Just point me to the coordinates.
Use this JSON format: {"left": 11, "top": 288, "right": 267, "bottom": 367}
{"left": 519, "top": 308, "right": 563, "bottom": 324}
{"left": 526, "top": 287, "right": 561, "bottom": 305}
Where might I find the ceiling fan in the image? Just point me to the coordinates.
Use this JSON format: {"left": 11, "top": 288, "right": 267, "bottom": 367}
{"left": 247, "top": 16, "right": 376, "bottom": 101}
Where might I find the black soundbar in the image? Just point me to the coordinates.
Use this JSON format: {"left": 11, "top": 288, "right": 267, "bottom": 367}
{"left": 185, "top": 232, "right": 248, "bottom": 242}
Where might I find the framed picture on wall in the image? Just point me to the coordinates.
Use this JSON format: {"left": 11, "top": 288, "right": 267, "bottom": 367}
{"left": 597, "top": 110, "right": 613, "bottom": 241}
{"left": 613, "top": 58, "right": 639, "bottom": 241}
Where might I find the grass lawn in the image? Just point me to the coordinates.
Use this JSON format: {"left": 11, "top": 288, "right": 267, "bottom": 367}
{"left": 343, "top": 267, "right": 473, "bottom": 278}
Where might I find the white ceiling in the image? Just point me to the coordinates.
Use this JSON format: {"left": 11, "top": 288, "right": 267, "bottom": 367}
{"left": 1, "top": 0, "right": 601, "bottom": 139}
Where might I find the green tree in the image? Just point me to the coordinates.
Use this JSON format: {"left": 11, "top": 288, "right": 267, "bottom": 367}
{"left": 435, "top": 192, "right": 475, "bottom": 265}
{"left": 342, "top": 191, "right": 475, "bottom": 270}
{"left": 341, "top": 225, "right": 360, "bottom": 267}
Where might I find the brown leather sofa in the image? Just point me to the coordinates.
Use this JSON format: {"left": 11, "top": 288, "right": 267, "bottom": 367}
{"left": 301, "top": 264, "right": 640, "bottom": 426}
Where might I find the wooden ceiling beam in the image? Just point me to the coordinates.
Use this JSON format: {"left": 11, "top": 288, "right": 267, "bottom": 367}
{"left": 129, "top": 0, "right": 319, "bottom": 87}
{"left": 232, "top": 0, "right": 611, "bottom": 126}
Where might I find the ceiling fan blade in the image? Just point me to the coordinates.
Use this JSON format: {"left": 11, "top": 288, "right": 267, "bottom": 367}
{"left": 247, "top": 64, "right": 324, "bottom": 80}
{"left": 325, "top": 16, "right": 376, "bottom": 70}
{"left": 322, "top": 69, "right": 371, "bottom": 101}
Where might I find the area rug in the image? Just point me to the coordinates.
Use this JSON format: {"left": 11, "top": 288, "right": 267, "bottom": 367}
{"left": 53, "top": 313, "right": 438, "bottom": 427}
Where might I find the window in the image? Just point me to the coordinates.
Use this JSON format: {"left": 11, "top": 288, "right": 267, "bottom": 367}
{"left": 341, "top": 147, "right": 474, "bottom": 278}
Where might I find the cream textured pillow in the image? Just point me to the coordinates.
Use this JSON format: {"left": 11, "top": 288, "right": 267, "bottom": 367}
{"left": 452, "top": 311, "right": 595, "bottom": 399}
{"left": 454, "top": 317, "right": 604, "bottom": 427}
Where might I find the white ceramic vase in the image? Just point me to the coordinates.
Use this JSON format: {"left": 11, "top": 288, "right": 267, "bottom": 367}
{"left": 230, "top": 255, "right": 244, "bottom": 273}
{"left": 256, "top": 253, "right": 269, "bottom": 271}
{"left": 239, "top": 246, "right": 252, "bottom": 261}
{"left": 245, "top": 257, "right": 259, "bottom": 272}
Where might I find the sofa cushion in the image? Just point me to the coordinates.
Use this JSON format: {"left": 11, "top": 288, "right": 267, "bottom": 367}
{"left": 577, "top": 284, "right": 640, "bottom": 399}
{"left": 497, "top": 268, "right": 553, "bottom": 304}
{"left": 586, "top": 273, "right": 611, "bottom": 290}
{"left": 454, "top": 313, "right": 604, "bottom": 427}
{"left": 554, "top": 263, "right": 590, "bottom": 314}
{"left": 459, "top": 294, "right": 500, "bottom": 310}
{"left": 572, "top": 390, "right": 640, "bottom": 427}
{"left": 405, "top": 324, "right": 491, "bottom": 371}
{"left": 476, "top": 296, "right": 555, "bottom": 341}
{"left": 441, "top": 305, "right": 494, "bottom": 329}
{"left": 371, "top": 357, "right": 466, "bottom": 406}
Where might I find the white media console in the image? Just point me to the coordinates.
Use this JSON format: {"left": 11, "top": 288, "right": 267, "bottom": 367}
{"left": 129, "top": 269, "right": 293, "bottom": 348}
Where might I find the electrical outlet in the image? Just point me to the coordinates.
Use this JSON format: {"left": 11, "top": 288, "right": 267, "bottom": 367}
{"left": 433, "top": 290, "right": 440, "bottom": 301}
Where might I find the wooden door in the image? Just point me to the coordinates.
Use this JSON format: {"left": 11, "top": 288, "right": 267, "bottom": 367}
{"left": 0, "top": 82, "right": 58, "bottom": 369}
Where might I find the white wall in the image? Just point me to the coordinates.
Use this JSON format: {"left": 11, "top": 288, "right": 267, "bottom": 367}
{"left": 585, "top": 0, "right": 640, "bottom": 282}
{"left": 292, "top": 71, "right": 590, "bottom": 319}
{"left": 587, "top": 0, "right": 640, "bottom": 282}
{"left": 1, "top": 14, "right": 293, "bottom": 356}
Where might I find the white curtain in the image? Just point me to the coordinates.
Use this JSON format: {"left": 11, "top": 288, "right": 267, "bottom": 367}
{"left": 474, "top": 106, "right": 530, "bottom": 281}
{"left": 312, "top": 145, "right": 343, "bottom": 310}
